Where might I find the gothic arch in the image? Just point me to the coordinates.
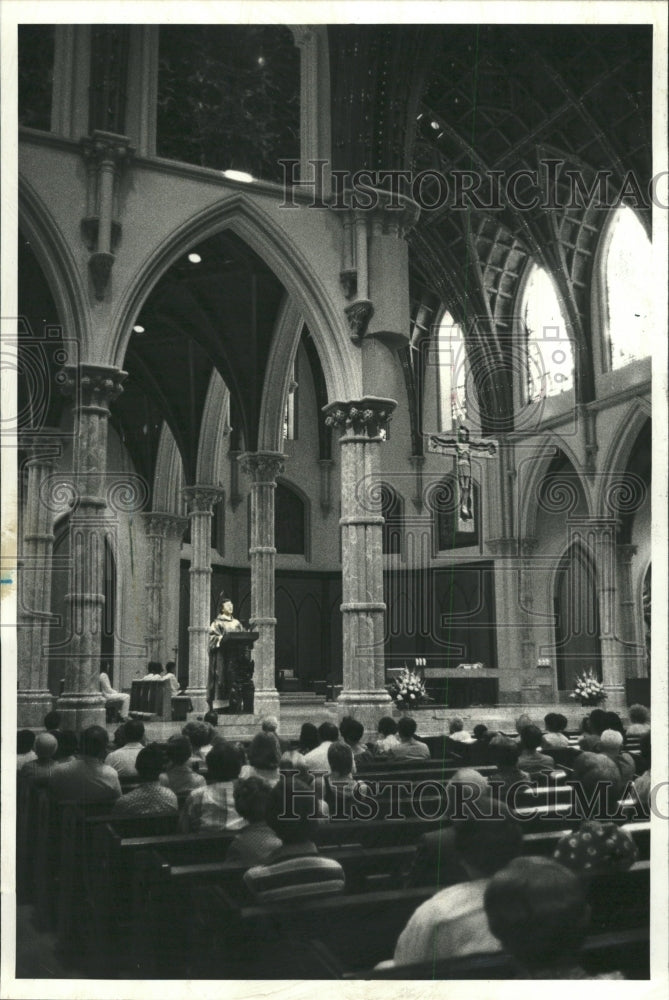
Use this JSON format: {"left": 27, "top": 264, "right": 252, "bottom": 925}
{"left": 595, "top": 403, "right": 651, "bottom": 517}
{"left": 18, "top": 178, "right": 92, "bottom": 359}
{"left": 258, "top": 296, "right": 304, "bottom": 453}
{"left": 109, "top": 192, "right": 360, "bottom": 402}
{"left": 196, "top": 370, "right": 231, "bottom": 483}
{"left": 517, "top": 434, "right": 592, "bottom": 541}
{"left": 153, "top": 421, "right": 186, "bottom": 515}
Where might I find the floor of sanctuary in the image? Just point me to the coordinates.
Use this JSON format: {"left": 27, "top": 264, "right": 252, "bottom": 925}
{"left": 112, "top": 701, "right": 592, "bottom": 743}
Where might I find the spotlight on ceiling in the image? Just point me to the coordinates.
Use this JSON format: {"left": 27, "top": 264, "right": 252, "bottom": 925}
{"left": 188, "top": 252, "right": 202, "bottom": 264}
{"left": 222, "top": 169, "right": 254, "bottom": 183}
{"left": 133, "top": 324, "right": 145, "bottom": 334}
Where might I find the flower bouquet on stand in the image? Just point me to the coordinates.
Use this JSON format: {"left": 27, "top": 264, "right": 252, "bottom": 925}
{"left": 569, "top": 669, "right": 607, "bottom": 707}
{"left": 389, "top": 664, "right": 431, "bottom": 711}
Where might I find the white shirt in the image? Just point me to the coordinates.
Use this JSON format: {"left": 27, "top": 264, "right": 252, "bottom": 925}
{"left": 105, "top": 742, "right": 144, "bottom": 778}
{"left": 303, "top": 742, "right": 333, "bottom": 774}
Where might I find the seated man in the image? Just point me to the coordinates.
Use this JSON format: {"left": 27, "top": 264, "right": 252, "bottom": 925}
{"left": 112, "top": 744, "right": 178, "bottom": 817}
{"left": 340, "top": 716, "right": 374, "bottom": 766}
{"left": 244, "top": 776, "right": 345, "bottom": 902}
{"left": 323, "top": 742, "right": 371, "bottom": 816}
{"left": 179, "top": 741, "right": 247, "bottom": 833}
{"left": 303, "top": 722, "right": 340, "bottom": 773}
{"left": 49, "top": 725, "right": 121, "bottom": 804}
{"left": 163, "top": 660, "right": 181, "bottom": 695}
{"left": 542, "top": 712, "right": 570, "bottom": 749}
{"left": 388, "top": 798, "right": 522, "bottom": 967}
{"left": 448, "top": 717, "right": 473, "bottom": 743}
{"left": 159, "top": 735, "right": 206, "bottom": 795}
{"left": 487, "top": 737, "right": 531, "bottom": 799}
{"left": 18, "top": 732, "right": 59, "bottom": 789}
{"left": 99, "top": 666, "right": 130, "bottom": 720}
{"left": 517, "top": 724, "right": 556, "bottom": 774}
{"left": 387, "top": 716, "right": 430, "bottom": 760}
{"left": 225, "top": 777, "right": 282, "bottom": 867}
{"left": 374, "top": 716, "right": 400, "bottom": 754}
{"left": 105, "top": 719, "right": 146, "bottom": 779}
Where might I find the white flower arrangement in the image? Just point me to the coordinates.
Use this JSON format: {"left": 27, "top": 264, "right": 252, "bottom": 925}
{"left": 569, "top": 669, "right": 607, "bottom": 705}
{"left": 389, "top": 666, "right": 430, "bottom": 710}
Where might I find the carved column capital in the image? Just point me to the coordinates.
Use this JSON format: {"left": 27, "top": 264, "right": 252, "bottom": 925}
{"left": 142, "top": 511, "right": 188, "bottom": 539}
{"left": 80, "top": 129, "right": 135, "bottom": 167}
{"left": 239, "top": 451, "right": 286, "bottom": 483}
{"left": 59, "top": 364, "right": 127, "bottom": 410}
{"left": 182, "top": 485, "right": 225, "bottom": 514}
{"left": 323, "top": 397, "right": 396, "bottom": 440}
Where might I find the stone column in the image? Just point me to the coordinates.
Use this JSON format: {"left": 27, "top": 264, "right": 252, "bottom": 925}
{"left": 569, "top": 517, "right": 626, "bottom": 710}
{"left": 323, "top": 398, "right": 395, "bottom": 729}
{"left": 181, "top": 486, "right": 224, "bottom": 715}
{"left": 17, "top": 435, "right": 61, "bottom": 726}
{"left": 617, "top": 543, "right": 645, "bottom": 679}
{"left": 238, "top": 453, "right": 285, "bottom": 718}
{"left": 141, "top": 512, "right": 187, "bottom": 664}
{"left": 56, "top": 365, "right": 127, "bottom": 730}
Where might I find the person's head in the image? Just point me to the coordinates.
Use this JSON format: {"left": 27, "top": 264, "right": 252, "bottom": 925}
{"left": 182, "top": 721, "right": 211, "bottom": 750}
{"left": 484, "top": 857, "right": 590, "bottom": 971}
{"left": 34, "top": 732, "right": 58, "bottom": 761}
{"left": 206, "top": 741, "right": 244, "bottom": 782}
{"left": 261, "top": 715, "right": 279, "bottom": 735}
{"left": 449, "top": 717, "right": 464, "bottom": 735}
{"left": 165, "top": 661, "right": 177, "bottom": 674}
{"left": 515, "top": 713, "right": 533, "bottom": 735}
{"left": 80, "top": 725, "right": 109, "bottom": 760}
{"left": 519, "top": 724, "right": 543, "bottom": 752}
{"left": 112, "top": 723, "right": 127, "bottom": 748}
{"left": 17, "top": 730, "right": 35, "bottom": 755}
{"left": 234, "top": 776, "right": 273, "bottom": 824}
{"left": 123, "top": 718, "right": 145, "bottom": 744}
{"left": 490, "top": 739, "right": 522, "bottom": 769}
{"left": 248, "top": 732, "right": 281, "bottom": 771}
{"left": 318, "top": 721, "right": 339, "bottom": 744}
{"left": 221, "top": 598, "right": 234, "bottom": 616}
{"left": 135, "top": 744, "right": 165, "bottom": 782}
{"left": 544, "top": 712, "right": 567, "bottom": 733}
{"left": 603, "top": 711, "right": 625, "bottom": 735}
{"left": 54, "top": 729, "right": 78, "bottom": 760}
{"left": 572, "top": 752, "right": 625, "bottom": 817}
{"left": 553, "top": 820, "right": 639, "bottom": 879}
{"left": 166, "top": 735, "right": 193, "bottom": 767}
{"left": 453, "top": 802, "right": 523, "bottom": 877}
{"left": 473, "top": 724, "right": 489, "bottom": 741}
{"left": 397, "top": 716, "right": 417, "bottom": 741}
{"left": 340, "top": 716, "right": 364, "bottom": 746}
{"left": 328, "top": 741, "right": 354, "bottom": 778}
{"left": 203, "top": 710, "right": 219, "bottom": 728}
{"left": 377, "top": 716, "right": 398, "bottom": 738}
{"left": 598, "top": 729, "right": 624, "bottom": 757}
{"left": 588, "top": 708, "right": 608, "bottom": 736}
{"left": 299, "top": 723, "right": 320, "bottom": 751}
{"left": 629, "top": 704, "right": 650, "bottom": 725}
{"left": 445, "top": 768, "right": 490, "bottom": 820}
{"left": 43, "top": 710, "right": 61, "bottom": 732}
{"left": 266, "top": 776, "right": 315, "bottom": 844}
{"left": 147, "top": 661, "right": 163, "bottom": 675}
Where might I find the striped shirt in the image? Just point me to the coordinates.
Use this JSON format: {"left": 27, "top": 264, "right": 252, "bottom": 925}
{"left": 243, "top": 842, "right": 345, "bottom": 902}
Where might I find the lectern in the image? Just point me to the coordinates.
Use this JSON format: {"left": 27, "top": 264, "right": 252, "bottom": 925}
{"left": 208, "top": 630, "right": 259, "bottom": 714}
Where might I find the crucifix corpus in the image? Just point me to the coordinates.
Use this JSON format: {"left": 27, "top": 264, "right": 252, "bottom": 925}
{"left": 428, "top": 425, "right": 498, "bottom": 521}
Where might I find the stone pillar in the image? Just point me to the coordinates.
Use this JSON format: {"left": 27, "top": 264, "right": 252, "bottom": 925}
{"left": 17, "top": 436, "right": 60, "bottom": 726}
{"left": 56, "top": 365, "right": 127, "bottom": 730}
{"left": 238, "top": 453, "right": 285, "bottom": 718}
{"left": 323, "top": 398, "right": 396, "bottom": 729}
{"left": 617, "top": 543, "right": 645, "bottom": 679}
{"left": 487, "top": 537, "right": 525, "bottom": 704}
{"left": 570, "top": 517, "right": 626, "bottom": 710}
{"left": 141, "top": 512, "right": 187, "bottom": 664}
{"left": 182, "top": 486, "right": 224, "bottom": 715}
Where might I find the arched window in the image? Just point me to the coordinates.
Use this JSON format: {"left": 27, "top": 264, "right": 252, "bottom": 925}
{"left": 436, "top": 310, "right": 468, "bottom": 431}
{"left": 275, "top": 481, "right": 307, "bottom": 556}
{"left": 604, "top": 206, "right": 652, "bottom": 370}
{"left": 522, "top": 264, "right": 574, "bottom": 400}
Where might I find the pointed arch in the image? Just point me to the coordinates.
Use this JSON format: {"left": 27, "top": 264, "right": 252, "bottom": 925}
{"left": 153, "top": 421, "right": 186, "bottom": 515}
{"left": 109, "top": 192, "right": 360, "bottom": 402}
{"left": 18, "top": 177, "right": 92, "bottom": 357}
{"left": 517, "top": 434, "right": 592, "bottom": 541}
{"left": 258, "top": 296, "right": 304, "bottom": 453}
{"left": 595, "top": 403, "right": 651, "bottom": 517}
{"left": 197, "top": 369, "right": 231, "bottom": 483}
{"left": 552, "top": 540, "right": 601, "bottom": 691}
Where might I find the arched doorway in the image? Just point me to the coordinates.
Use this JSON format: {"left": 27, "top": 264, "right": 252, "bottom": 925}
{"left": 553, "top": 544, "right": 601, "bottom": 693}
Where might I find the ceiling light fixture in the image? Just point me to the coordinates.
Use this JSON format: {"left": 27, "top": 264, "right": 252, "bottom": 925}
{"left": 188, "top": 252, "right": 202, "bottom": 264}
{"left": 222, "top": 169, "right": 254, "bottom": 183}
{"left": 133, "top": 324, "right": 145, "bottom": 334}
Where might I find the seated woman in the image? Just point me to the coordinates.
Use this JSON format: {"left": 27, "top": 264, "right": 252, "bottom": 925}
{"left": 598, "top": 729, "right": 636, "bottom": 783}
{"left": 112, "top": 744, "right": 178, "bottom": 817}
{"left": 374, "top": 716, "right": 400, "bottom": 754}
{"left": 517, "top": 725, "right": 556, "bottom": 774}
{"left": 626, "top": 704, "right": 650, "bottom": 738}
{"left": 297, "top": 722, "right": 320, "bottom": 756}
{"left": 160, "top": 735, "right": 206, "bottom": 795}
{"left": 225, "top": 777, "right": 282, "bottom": 867}
{"left": 323, "top": 743, "right": 370, "bottom": 816}
{"left": 239, "top": 732, "right": 281, "bottom": 786}
{"left": 179, "top": 741, "right": 247, "bottom": 833}
{"left": 279, "top": 750, "right": 329, "bottom": 818}
{"left": 542, "top": 712, "right": 570, "bottom": 749}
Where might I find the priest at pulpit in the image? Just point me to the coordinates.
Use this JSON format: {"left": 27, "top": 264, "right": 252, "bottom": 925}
{"left": 208, "top": 592, "right": 245, "bottom": 706}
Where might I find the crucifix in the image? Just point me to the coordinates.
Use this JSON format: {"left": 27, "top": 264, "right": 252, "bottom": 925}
{"left": 428, "top": 424, "right": 498, "bottom": 521}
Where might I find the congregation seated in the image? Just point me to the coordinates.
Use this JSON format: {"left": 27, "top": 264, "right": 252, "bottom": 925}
{"left": 112, "top": 744, "right": 178, "bottom": 817}
{"left": 243, "top": 777, "right": 345, "bottom": 902}
{"left": 487, "top": 738, "right": 530, "bottom": 797}
{"left": 17, "top": 729, "right": 37, "bottom": 771}
{"left": 105, "top": 719, "right": 146, "bottom": 779}
{"left": 323, "top": 743, "right": 371, "bottom": 815}
{"left": 448, "top": 717, "right": 473, "bottom": 744}
{"left": 225, "top": 777, "right": 282, "bottom": 867}
{"left": 387, "top": 797, "right": 523, "bottom": 967}
{"left": 373, "top": 716, "right": 400, "bottom": 754}
{"left": 517, "top": 725, "right": 555, "bottom": 774}
{"left": 179, "top": 741, "right": 247, "bottom": 833}
{"left": 18, "top": 733, "right": 59, "bottom": 790}
{"left": 484, "top": 856, "right": 623, "bottom": 979}
{"left": 183, "top": 721, "right": 214, "bottom": 766}
{"left": 339, "top": 716, "right": 375, "bottom": 766}
{"left": 48, "top": 725, "right": 121, "bottom": 804}
{"left": 542, "top": 712, "right": 570, "bottom": 749}
{"left": 159, "top": 735, "right": 206, "bottom": 795}
{"left": 598, "top": 729, "right": 636, "bottom": 783}
{"left": 240, "top": 732, "right": 281, "bottom": 787}
{"left": 387, "top": 717, "right": 430, "bottom": 760}
{"left": 626, "top": 704, "right": 651, "bottom": 738}
{"left": 304, "top": 722, "right": 339, "bottom": 773}
{"left": 53, "top": 730, "right": 78, "bottom": 764}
